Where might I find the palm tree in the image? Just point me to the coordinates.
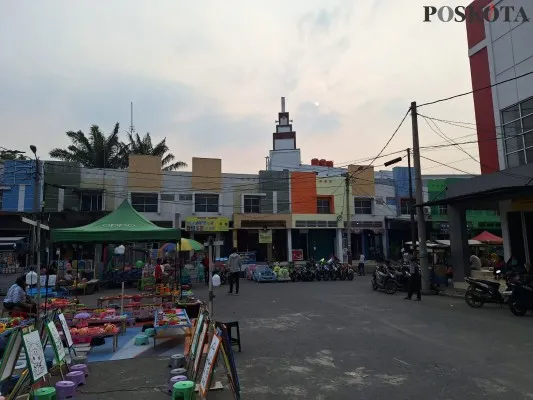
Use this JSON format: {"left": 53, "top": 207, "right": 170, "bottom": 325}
{"left": 126, "top": 132, "right": 187, "bottom": 171}
{"left": 49, "top": 123, "right": 127, "bottom": 168}
{"left": 0, "top": 149, "right": 26, "bottom": 160}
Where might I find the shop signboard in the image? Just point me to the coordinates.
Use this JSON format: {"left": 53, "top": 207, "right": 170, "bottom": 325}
{"left": 291, "top": 249, "right": 303, "bottom": 261}
{"left": 185, "top": 217, "right": 229, "bottom": 232}
{"left": 258, "top": 230, "right": 272, "bottom": 244}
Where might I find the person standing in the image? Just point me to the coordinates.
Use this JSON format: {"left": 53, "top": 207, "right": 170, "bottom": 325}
{"left": 25, "top": 267, "right": 38, "bottom": 289}
{"left": 154, "top": 258, "right": 164, "bottom": 284}
{"left": 227, "top": 248, "right": 242, "bottom": 295}
{"left": 405, "top": 256, "right": 421, "bottom": 301}
{"left": 358, "top": 253, "right": 365, "bottom": 276}
{"left": 202, "top": 254, "right": 210, "bottom": 285}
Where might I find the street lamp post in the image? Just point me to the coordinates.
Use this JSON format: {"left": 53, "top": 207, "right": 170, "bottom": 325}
{"left": 384, "top": 150, "right": 417, "bottom": 256}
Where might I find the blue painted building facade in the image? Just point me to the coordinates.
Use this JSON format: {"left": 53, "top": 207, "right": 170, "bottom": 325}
{"left": 0, "top": 160, "right": 42, "bottom": 212}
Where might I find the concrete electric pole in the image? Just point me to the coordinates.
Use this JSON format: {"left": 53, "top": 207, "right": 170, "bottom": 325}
{"left": 407, "top": 148, "right": 418, "bottom": 256}
{"left": 410, "top": 102, "right": 430, "bottom": 293}
{"left": 345, "top": 173, "right": 352, "bottom": 264}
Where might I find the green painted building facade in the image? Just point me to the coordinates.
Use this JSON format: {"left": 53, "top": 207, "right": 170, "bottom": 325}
{"left": 427, "top": 179, "right": 501, "bottom": 238}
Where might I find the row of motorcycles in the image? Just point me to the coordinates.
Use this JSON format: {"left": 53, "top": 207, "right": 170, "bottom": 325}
{"left": 371, "top": 261, "right": 441, "bottom": 295}
{"left": 464, "top": 267, "right": 533, "bottom": 316}
{"left": 287, "top": 257, "right": 355, "bottom": 282}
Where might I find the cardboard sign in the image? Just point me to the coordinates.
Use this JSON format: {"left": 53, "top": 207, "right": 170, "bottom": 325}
{"left": 217, "top": 324, "right": 240, "bottom": 397}
{"left": 58, "top": 313, "right": 73, "bottom": 348}
{"left": 22, "top": 330, "right": 48, "bottom": 382}
{"left": 193, "top": 323, "right": 208, "bottom": 379}
{"left": 189, "top": 312, "right": 205, "bottom": 359}
{"left": 46, "top": 321, "right": 66, "bottom": 362}
{"left": 199, "top": 333, "right": 221, "bottom": 397}
{"left": 0, "top": 329, "right": 23, "bottom": 383}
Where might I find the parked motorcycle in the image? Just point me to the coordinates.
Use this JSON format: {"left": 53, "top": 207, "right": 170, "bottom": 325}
{"left": 509, "top": 283, "right": 533, "bottom": 316}
{"left": 388, "top": 263, "right": 410, "bottom": 291}
{"left": 339, "top": 263, "right": 355, "bottom": 281}
{"left": 371, "top": 264, "right": 397, "bottom": 294}
{"left": 301, "top": 263, "right": 315, "bottom": 282}
{"left": 464, "top": 277, "right": 503, "bottom": 308}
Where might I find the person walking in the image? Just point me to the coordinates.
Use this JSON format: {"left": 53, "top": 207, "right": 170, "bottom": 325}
{"left": 405, "top": 256, "right": 421, "bottom": 301}
{"left": 227, "top": 248, "right": 242, "bottom": 295}
{"left": 358, "top": 253, "right": 365, "bottom": 276}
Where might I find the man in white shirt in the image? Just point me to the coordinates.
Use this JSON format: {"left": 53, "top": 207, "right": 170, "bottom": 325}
{"left": 25, "top": 267, "right": 38, "bottom": 288}
{"left": 358, "top": 253, "right": 366, "bottom": 276}
{"left": 405, "top": 256, "right": 421, "bottom": 301}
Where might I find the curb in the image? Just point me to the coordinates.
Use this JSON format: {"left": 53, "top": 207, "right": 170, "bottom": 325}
{"left": 439, "top": 290, "right": 466, "bottom": 299}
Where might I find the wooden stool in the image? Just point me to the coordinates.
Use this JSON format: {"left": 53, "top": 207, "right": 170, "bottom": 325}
{"left": 217, "top": 321, "right": 241, "bottom": 352}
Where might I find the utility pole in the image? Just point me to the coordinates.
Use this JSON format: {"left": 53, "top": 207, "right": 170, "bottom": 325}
{"left": 411, "top": 102, "right": 430, "bottom": 293}
{"left": 207, "top": 236, "right": 214, "bottom": 318}
{"left": 345, "top": 173, "right": 352, "bottom": 264}
{"left": 30, "top": 145, "right": 43, "bottom": 312}
{"left": 407, "top": 148, "right": 417, "bottom": 256}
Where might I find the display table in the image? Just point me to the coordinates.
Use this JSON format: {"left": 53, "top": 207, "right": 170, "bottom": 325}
{"left": 69, "top": 332, "right": 120, "bottom": 352}
{"left": 153, "top": 308, "right": 192, "bottom": 347}
{"left": 68, "top": 316, "right": 127, "bottom": 334}
{"left": 97, "top": 293, "right": 174, "bottom": 308}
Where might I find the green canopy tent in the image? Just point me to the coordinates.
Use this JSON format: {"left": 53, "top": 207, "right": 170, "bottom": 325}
{"left": 51, "top": 200, "right": 181, "bottom": 243}
{"left": 51, "top": 200, "right": 181, "bottom": 287}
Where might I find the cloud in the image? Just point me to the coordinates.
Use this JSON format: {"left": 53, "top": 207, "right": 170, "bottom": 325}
{"left": 295, "top": 102, "right": 342, "bottom": 135}
{"left": 0, "top": 0, "right": 484, "bottom": 175}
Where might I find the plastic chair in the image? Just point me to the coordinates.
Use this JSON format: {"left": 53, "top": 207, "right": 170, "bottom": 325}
{"left": 56, "top": 380, "right": 76, "bottom": 399}
{"left": 172, "top": 380, "right": 195, "bottom": 400}
{"left": 32, "top": 387, "right": 57, "bottom": 400}
{"left": 135, "top": 334, "right": 149, "bottom": 346}
{"left": 145, "top": 328, "right": 155, "bottom": 337}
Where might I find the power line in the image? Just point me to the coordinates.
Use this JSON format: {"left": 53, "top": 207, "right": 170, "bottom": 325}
{"left": 418, "top": 69, "right": 533, "bottom": 108}
{"left": 352, "top": 108, "right": 411, "bottom": 177}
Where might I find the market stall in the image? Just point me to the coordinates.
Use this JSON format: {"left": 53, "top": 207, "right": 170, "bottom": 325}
{"left": 152, "top": 308, "right": 192, "bottom": 347}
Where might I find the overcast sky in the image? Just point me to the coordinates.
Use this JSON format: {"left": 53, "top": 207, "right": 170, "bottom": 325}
{"left": 0, "top": 0, "right": 480, "bottom": 175}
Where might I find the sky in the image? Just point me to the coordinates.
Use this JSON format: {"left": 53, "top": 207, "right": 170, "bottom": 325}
{"left": 0, "top": 0, "right": 481, "bottom": 175}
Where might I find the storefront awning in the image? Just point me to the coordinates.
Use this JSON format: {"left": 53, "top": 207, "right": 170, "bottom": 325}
{"left": 422, "top": 163, "right": 533, "bottom": 208}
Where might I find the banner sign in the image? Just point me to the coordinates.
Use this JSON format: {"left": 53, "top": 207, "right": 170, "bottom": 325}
{"left": 258, "top": 230, "right": 272, "bottom": 244}
{"left": 291, "top": 249, "right": 303, "bottom": 261}
{"left": 185, "top": 217, "right": 229, "bottom": 232}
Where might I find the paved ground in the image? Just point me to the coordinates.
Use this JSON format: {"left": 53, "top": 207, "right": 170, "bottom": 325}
{"left": 4, "top": 273, "right": 533, "bottom": 399}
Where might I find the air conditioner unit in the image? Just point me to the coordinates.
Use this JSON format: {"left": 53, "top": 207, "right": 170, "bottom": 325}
{"left": 375, "top": 198, "right": 384, "bottom": 205}
{"left": 423, "top": 207, "right": 431, "bottom": 215}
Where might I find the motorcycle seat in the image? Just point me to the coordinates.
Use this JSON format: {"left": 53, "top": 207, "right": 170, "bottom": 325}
{"left": 469, "top": 278, "right": 500, "bottom": 288}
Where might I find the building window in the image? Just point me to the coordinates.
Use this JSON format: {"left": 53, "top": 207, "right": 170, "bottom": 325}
{"left": 317, "top": 198, "right": 331, "bottom": 214}
{"left": 353, "top": 198, "right": 372, "bottom": 215}
{"left": 439, "top": 205, "right": 448, "bottom": 215}
{"left": 80, "top": 192, "right": 103, "bottom": 211}
{"left": 0, "top": 190, "right": 3, "bottom": 209}
{"left": 400, "top": 198, "right": 411, "bottom": 215}
{"left": 194, "top": 193, "right": 219, "bottom": 213}
{"left": 502, "top": 97, "right": 533, "bottom": 168}
{"left": 160, "top": 193, "right": 175, "bottom": 202}
{"left": 179, "top": 194, "right": 192, "bottom": 201}
{"left": 131, "top": 193, "right": 158, "bottom": 213}
{"left": 243, "top": 195, "right": 260, "bottom": 213}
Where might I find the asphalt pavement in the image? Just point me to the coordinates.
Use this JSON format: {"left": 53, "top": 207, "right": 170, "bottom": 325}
{"left": 200, "top": 276, "right": 533, "bottom": 400}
